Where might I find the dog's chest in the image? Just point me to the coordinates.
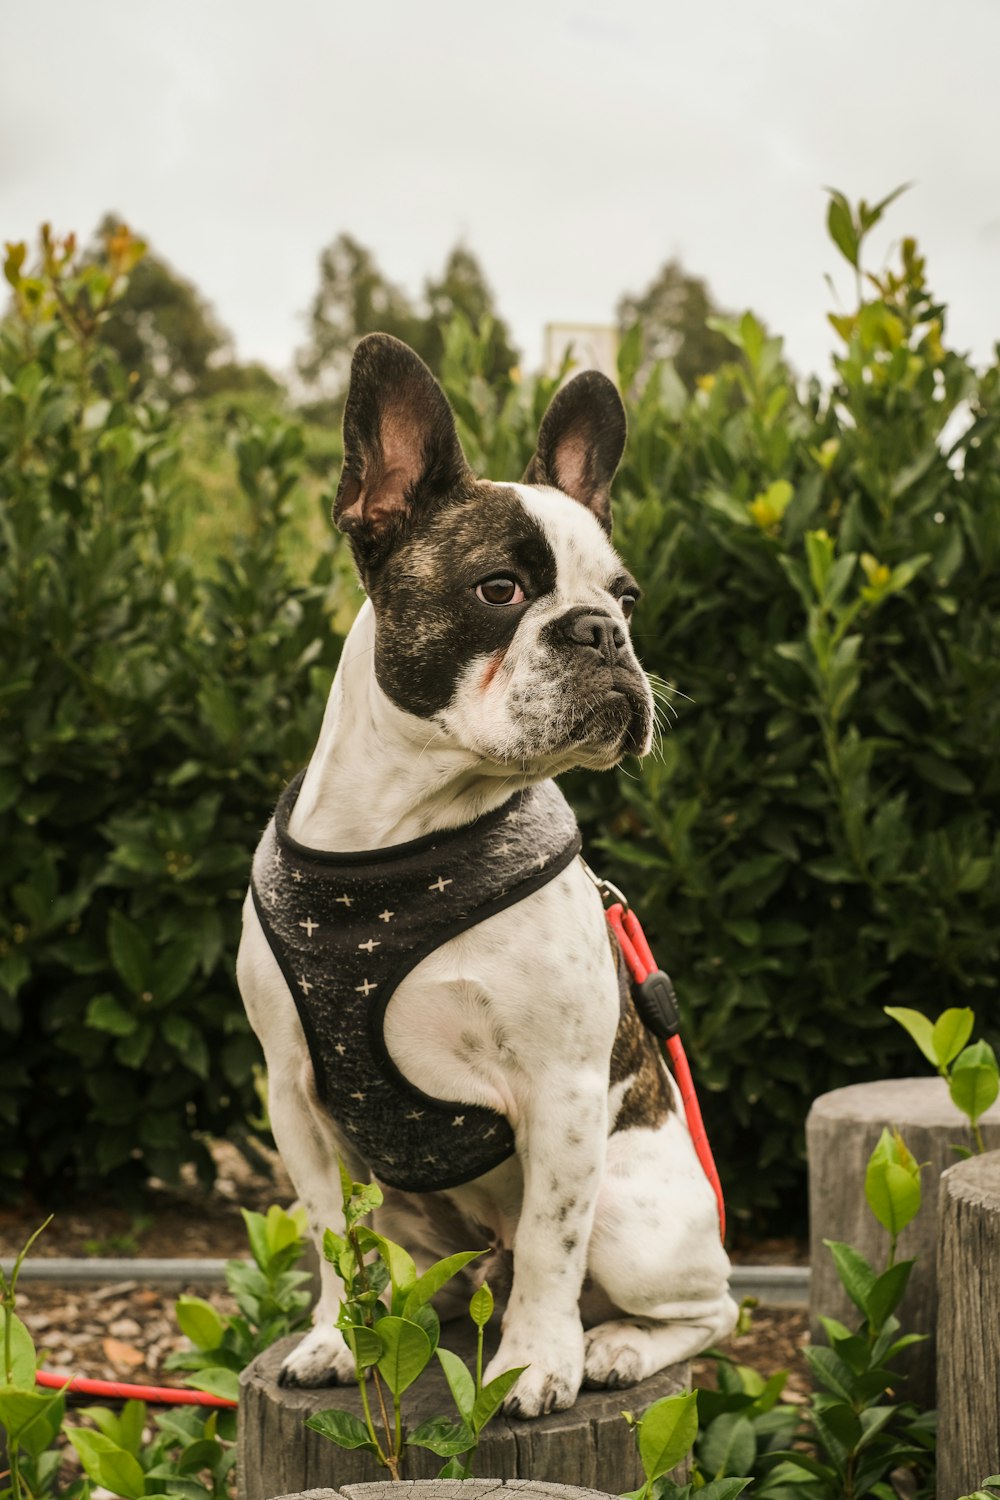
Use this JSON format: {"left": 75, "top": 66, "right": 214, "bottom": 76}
{"left": 250, "top": 773, "right": 594, "bottom": 1191}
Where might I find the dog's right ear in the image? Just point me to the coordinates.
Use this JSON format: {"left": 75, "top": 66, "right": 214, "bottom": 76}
{"left": 334, "top": 334, "right": 469, "bottom": 567}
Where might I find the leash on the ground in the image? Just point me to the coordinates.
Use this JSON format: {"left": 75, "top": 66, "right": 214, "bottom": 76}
{"left": 582, "top": 861, "right": 727, "bottom": 1241}
{"left": 34, "top": 1367, "right": 237, "bottom": 1407}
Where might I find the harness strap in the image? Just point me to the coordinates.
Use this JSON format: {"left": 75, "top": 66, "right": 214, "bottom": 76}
{"left": 587, "top": 866, "right": 726, "bottom": 1240}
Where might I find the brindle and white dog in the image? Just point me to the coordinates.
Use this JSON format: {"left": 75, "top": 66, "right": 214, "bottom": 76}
{"left": 237, "top": 333, "right": 736, "bottom": 1418}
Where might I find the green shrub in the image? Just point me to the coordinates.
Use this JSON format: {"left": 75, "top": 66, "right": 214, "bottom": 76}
{"left": 0, "top": 228, "right": 346, "bottom": 1199}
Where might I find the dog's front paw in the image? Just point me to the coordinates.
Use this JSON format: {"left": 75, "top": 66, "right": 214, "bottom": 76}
{"left": 278, "top": 1326, "right": 356, "bottom": 1388}
{"left": 483, "top": 1325, "right": 584, "bottom": 1419}
{"left": 582, "top": 1320, "right": 646, "bottom": 1389}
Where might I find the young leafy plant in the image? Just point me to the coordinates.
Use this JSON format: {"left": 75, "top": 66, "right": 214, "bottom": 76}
{"left": 885, "top": 1005, "right": 999, "bottom": 1154}
{"left": 622, "top": 1388, "right": 752, "bottom": 1500}
{"left": 166, "top": 1203, "right": 313, "bottom": 1401}
{"left": 306, "top": 1165, "right": 523, "bottom": 1480}
{"left": 753, "top": 1130, "right": 935, "bottom": 1500}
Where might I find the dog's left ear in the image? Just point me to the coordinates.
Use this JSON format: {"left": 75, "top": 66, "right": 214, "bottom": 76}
{"left": 334, "top": 333, "right": 470, "bottom": 566}
{"left": 522, "top": 371, "right": 627, "bottom": 533}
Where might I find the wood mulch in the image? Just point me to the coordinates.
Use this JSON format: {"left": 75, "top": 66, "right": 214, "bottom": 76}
{"left": 3, "top": 1140, "right": 812, "bottom": 1401}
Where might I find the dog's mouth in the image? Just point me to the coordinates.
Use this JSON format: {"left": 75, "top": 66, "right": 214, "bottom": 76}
{"left": 565, "top": 687, "right": 651, "bottom": 759}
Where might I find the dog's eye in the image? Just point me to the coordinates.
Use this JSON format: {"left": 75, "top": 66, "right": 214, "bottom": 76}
{"left": 475, "top": 577, "right": 525, "bottom": 606}
{"left": 619, "top": 594, "right": 637, "bottom": 620}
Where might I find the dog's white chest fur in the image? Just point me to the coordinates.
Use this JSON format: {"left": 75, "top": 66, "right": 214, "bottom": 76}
{"left": 237, "top": 333, "right": 736, "bottom": 1417}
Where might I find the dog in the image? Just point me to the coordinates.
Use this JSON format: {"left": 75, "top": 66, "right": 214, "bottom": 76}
{"left": 236, "top": 333, "right": 737, "bottom": 1419}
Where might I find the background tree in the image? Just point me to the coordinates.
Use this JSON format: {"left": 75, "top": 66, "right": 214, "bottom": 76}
{"left": 92, "top": 214, "right": 234, "bottom": 401}
{"left": 617, "top": 257, "right": 736, "bottom": 391}
{"left": 296, "top": 234, "right": 518, "bottom": 403}
{"left": 422, "top": 245, "right": 519, "bottom": 384}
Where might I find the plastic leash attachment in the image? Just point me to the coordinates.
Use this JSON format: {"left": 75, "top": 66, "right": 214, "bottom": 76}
{"left": 585, "top": 867, "right": 727, "bottom": 1241}
{"left": 35, "top": 1368, "right": 237, "bottom": 1408}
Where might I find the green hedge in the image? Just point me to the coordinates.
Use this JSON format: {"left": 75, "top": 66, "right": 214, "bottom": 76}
{"left": 2, "top": 202, "right": 997, "bottom": 1228}
{"left": 0, "top": 231, "right": 345, "bottom": 1198}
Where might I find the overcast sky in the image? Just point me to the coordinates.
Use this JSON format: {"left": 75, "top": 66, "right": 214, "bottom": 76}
{"left": 3, "top": 0, "right": 999, "bottom": 382}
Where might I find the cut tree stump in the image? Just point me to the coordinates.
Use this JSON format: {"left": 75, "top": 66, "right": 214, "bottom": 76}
{"left": 807, "top": 1078, "right": 1000, "bottom": 1409}
{"left": 238, "top": 1321, "right": 689, "bottom": 1500}
{"left": 936, "top": 1151, "right": 1000, "bottom": 1500}
{"left": 265, "top": 1484, "right": 617, "bottom": 1500}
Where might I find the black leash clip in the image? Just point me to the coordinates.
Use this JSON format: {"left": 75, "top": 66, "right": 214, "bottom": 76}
{"left": 633, "top": 968, "right": 681, "bottom": 1041}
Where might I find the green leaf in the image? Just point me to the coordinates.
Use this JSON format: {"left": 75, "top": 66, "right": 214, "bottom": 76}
{"left": 865, "top": 1260, "right": 915, "bottom": 1328}
{"left": 950, "top": 1041, "right": 1000, "bottom": 1124}
{"left": 375, "top": 1316, "right": 432, "bottom": 1398}
{"left": 402, "top": 1250, "right": 482, "bottom": 1315}
{"left": 865, "top": 1157, "right": 921, "bottom": 1238}
{"left": 696, "top": 1482, "right": 754, "bottom": 1500}
{"left": 360, "top": 1229, "right": 417, "bottom": 1307}
{"left": 826, "top": 191, "right": 859, "bottom": 267}
{"left": 305, "top": 1407, "right": 377, "bottom": 1450}
{"left": 469, "top": 1281, "right": 494, "bottom": 1328}
{"left": 638, "top": 1390, "right": 700, "bottom": 1482}
{"left": 107, "top": 909, "right": 152, "bottom": 995}
{"left": 470, "top": 1363, "right": 527, "bottom": 1434}
{"left": 175, "top": 1296, "right": 226, "bottom": 1352}
{"left": 437, "top": 1346, "right": 475, "bottom": 1421}
{"left": 184, "top": 1366, "right": 239, "bottom": 1403}
{"left": 823, "top": 1238, "right": 877, "bottom": 1316}
{"left": 66, "top": 1427, "right": 147, "bottom": 1498}
{"left": 406, "top": 1415, "right": 474, "bottom": 1456}
{"left": 343, "top": 1323, "right": 382, "bottom": 1370}
{"left": 883, "top": 1006, "right": 937, "bottom": 1067}
{"left": 409, "top": 1300, "right": 440, "bottom": 1353}
{"left": 699, "top": 1411, "right": 756, "bottom": 1479}
{"left": 438, "top": 1457, "right": 473, "bottom": 1479}
{"left": 0, "top": 1310, "right": 37, "bottom": 1385}
{"left": 0, "top": 1389, "right": 56, "bottom": 1441}
{"left": 86, "top": 992, "right": 138, "bottom": 1037}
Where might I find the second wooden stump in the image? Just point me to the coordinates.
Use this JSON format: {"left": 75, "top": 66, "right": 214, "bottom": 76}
{"left": 807, "top": 1077, "right": 1000, "bottom": 1409}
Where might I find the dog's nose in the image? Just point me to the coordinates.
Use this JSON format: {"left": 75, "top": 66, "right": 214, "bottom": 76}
{"left": 560, "top": 609, "right": 628, "bottom": 665}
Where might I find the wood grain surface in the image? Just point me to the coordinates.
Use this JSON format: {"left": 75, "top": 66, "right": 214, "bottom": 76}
{"left": 936, "top": 1151, "right": 1000, "bottom": 1500}
{"left": 238, "top": 1319, "right": 689, "bottom": 1500}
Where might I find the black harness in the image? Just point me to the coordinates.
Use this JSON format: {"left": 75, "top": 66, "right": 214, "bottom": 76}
{"left": 250, "top": 772, "right": 581, "bottom": 1192}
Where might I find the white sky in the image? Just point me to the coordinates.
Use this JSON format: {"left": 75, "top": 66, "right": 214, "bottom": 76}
{"left": 3, "top": 0, "right": 1000, "bottom": 381}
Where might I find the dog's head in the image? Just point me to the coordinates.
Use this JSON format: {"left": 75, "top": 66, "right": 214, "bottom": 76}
{"left": 334, "top": 333, "right": 654, "bottom": 773}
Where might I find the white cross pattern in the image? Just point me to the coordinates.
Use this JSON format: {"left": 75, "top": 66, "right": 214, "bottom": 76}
{"left": 350, "top": 1091, "right": 366, "bottom": 1102}
{"left": 495, "top": 841, "right": 512, "bottom": 856}
{"left": 428, "top": 875, "right": 453, "bottom": 894}
{"left": 292, "top": 869, "right": 303, "bottom": 883}
{"left": 424, "top": 1153, "right": 440, "bottom": 1165}
{"left": 335, "top": 893, "right": 353, "bottom": 907}
{"left": 298, "top": 976, "right": 313, "bottom": 996}
{"left": 452, "top": 1115, "right": 465, "bottom": 1127}
{"left": 355, "top": 977, "right": 377, "bottom": 997}
{"left": 406, "top": 1109, "right": 424, "bottom": 1121}
{"left": 357, "top": 938, "right": 381, "bottom": 953}
{"left": 378, "top": 909, "right": 395, "bottom": 923}
{"left": 484, "top": 1124, "right": 498, "bottom": 1137}
{"left": 298, "top": 917, "right": 319, "bottom": 937}
{"left": 266, "top": 886, "right": 278, "bottom": 903}
{"left": 334, "top": 1042, "right": 346, "bottom": 1056}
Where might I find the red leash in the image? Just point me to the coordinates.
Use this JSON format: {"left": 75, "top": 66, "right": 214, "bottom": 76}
{"left": 34, "top": 1368, "right": 236, "bottom": 1407}
{"left": 586, "top": 865, "right": 726, "bottom": 1240}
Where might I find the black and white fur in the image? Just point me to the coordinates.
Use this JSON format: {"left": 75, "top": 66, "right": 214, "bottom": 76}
{"left": 237, "top": 334, "right": 736, "bottom": 1417}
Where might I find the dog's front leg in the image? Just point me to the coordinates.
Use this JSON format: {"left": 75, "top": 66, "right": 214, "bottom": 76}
{"left": 483, "top": 1066, "right": 609, "bottom": 1417}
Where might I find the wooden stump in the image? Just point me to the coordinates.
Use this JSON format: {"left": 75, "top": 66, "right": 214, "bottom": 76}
{"left": 238, "top": 1321, "right": 689, "bottom": 1500}
{"left": 936, "top": 1151, "right": 1000, "bottom": 1500}
{"left": 267, "top": 1484, "right": 616, "bottom": 1500}
{"left": 807, "top": 1078, "right": 1000, "bottom": 1409}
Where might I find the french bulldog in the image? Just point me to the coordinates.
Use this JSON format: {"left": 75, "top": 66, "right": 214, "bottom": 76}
{"left": 236, "top": 333, "right": 736, "bottom": 1418}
